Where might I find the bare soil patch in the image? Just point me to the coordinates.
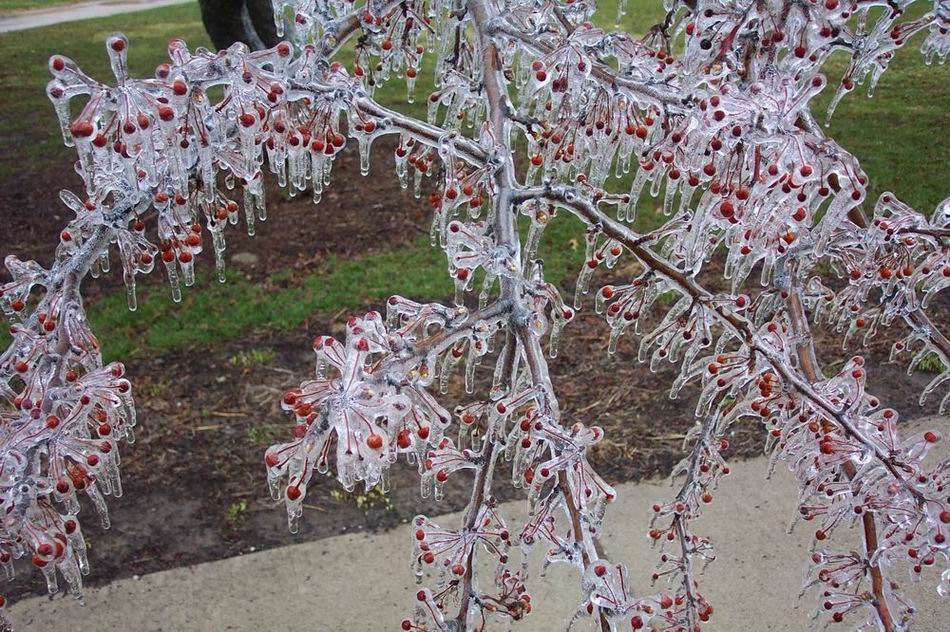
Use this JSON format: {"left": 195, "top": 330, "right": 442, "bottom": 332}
{"left": 0, "top": 137, "right": 429, "bottom": 289}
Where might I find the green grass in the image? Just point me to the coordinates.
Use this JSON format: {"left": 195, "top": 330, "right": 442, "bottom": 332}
{"left": 813, "top": 36, "right": 950, "bottom": 212}
{"left": 918, "top": 352, "right": 947, "bottom": 374}
{"left": 89, "top": 241, "right": 453, "bottom": 362}
{"left": 0, "top": 3, "right": 211, "bottom": 182}
{"left": 0, "top": 1, "right": 947, "bottom": 360}
{"left": 226, "top": 499, "right": 248, "bottom": 523}
{"left": 229, "top": 347, "right": 278, "bottom": 368}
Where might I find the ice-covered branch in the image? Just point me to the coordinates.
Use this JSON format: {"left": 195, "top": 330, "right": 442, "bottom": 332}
{"left": 2, "top": 0, "right": 948, "bottom": 630}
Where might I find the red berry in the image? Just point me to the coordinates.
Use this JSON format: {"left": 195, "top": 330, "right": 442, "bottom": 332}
{"left": 70, "top": 121, "right": 94, "bottom": 138}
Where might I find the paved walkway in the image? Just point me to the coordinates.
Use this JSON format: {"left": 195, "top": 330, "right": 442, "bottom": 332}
{"left": 8, "top": 416, "right": 949, "bottom": 630}
{"left": 0, "top": 0, "right": 190, "bottom": 33}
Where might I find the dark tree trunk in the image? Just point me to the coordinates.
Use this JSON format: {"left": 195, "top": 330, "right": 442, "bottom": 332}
{"left": 198, "top": 0, "right": 280, "bottom": 51}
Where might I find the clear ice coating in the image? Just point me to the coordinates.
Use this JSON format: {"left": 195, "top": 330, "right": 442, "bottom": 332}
{"left": 1, "top": 0, "right": 949, "bottom": 630}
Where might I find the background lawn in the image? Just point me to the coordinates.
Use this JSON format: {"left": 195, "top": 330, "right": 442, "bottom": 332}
{"left": 0, "top": 0, "right": 947, "bottom": 361}
{"left": 0, "top": 3, "right": 210, "bottom": 181}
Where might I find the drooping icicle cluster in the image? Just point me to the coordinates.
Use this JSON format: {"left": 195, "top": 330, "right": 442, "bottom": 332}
{"left": 1, "top": 0, "right": 948, "bottom": 630}
{"left": 0, "top": 243, "right": 136, "bottom": 628}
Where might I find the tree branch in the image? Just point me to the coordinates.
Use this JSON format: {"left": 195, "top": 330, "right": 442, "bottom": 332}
{"left": 782, "top": 272, "right": 895, "bottom": 632}
{"left": 533, "top": 184, "right": 926, "bottom": 500}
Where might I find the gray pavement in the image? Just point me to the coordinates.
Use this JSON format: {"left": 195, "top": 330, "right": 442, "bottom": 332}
{"left": 9, "top": 420, "right": 949, "bottom": 631}
{"left": 0, "top": 0, "right": 190, "bottom": 33}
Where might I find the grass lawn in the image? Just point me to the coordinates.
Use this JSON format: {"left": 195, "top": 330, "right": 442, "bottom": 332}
{"left": 0, "top": 3, "right": 211, "bottom": 182}
{"left": 0, "top": 1, "right": 947, "bottom": 361}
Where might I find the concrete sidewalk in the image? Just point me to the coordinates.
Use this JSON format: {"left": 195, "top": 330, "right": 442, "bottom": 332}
{"left": 0, "top": 0, "right": 189, "bottom": 33}
{"left": 9, "top": 420, "right": 949, "bottom": 630}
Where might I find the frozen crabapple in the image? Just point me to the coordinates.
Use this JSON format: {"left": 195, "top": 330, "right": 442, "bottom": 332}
{"left": 1, "top": 0, "right": 948, "bottom": 630}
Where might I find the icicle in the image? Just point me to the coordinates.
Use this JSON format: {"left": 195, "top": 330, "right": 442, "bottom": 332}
{"left": 626, "top": 168, "right": 649, "bottom": 222}
{"left": 256, "top": 194, "right": 267, "bottom": 224}
{"left": 163, "top": 258, "right": 182, "bottom": 303}
{"left": 464, "top": 348, "right": 478, "bottom": 394}
{"left": 126, "top": 280, "right": 137, "bottom": 311}
{"left": 243, "top": 188, "right": 256, "bottom": 236}
{"left": 212, "top": 230, "right": 227, "bottom": 283}
{"left": 180, "top": 255, "right": 195, "bottom": 287}
{"left": 663, "top": 177, "right": 679, "bottom": 216}
{"left": 549, "top": 320, "right": 563, "bottom": 358}
{"left": 359, "top": 137, "right": 371, "bottom": 176}
{"left": 574, "top": 261, "right": 596, "bottom": 310}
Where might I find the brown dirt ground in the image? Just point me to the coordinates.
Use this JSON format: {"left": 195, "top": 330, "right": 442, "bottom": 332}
{"left": 0, "top": 137, "right": 430, "bottom": 290}
{"left": 0, "top": 145, "right": 946, "bottom": 602}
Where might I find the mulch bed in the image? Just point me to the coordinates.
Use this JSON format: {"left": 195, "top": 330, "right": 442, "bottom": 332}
{"left": 0, "top": 145, "right": 946, "bottom": 601}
